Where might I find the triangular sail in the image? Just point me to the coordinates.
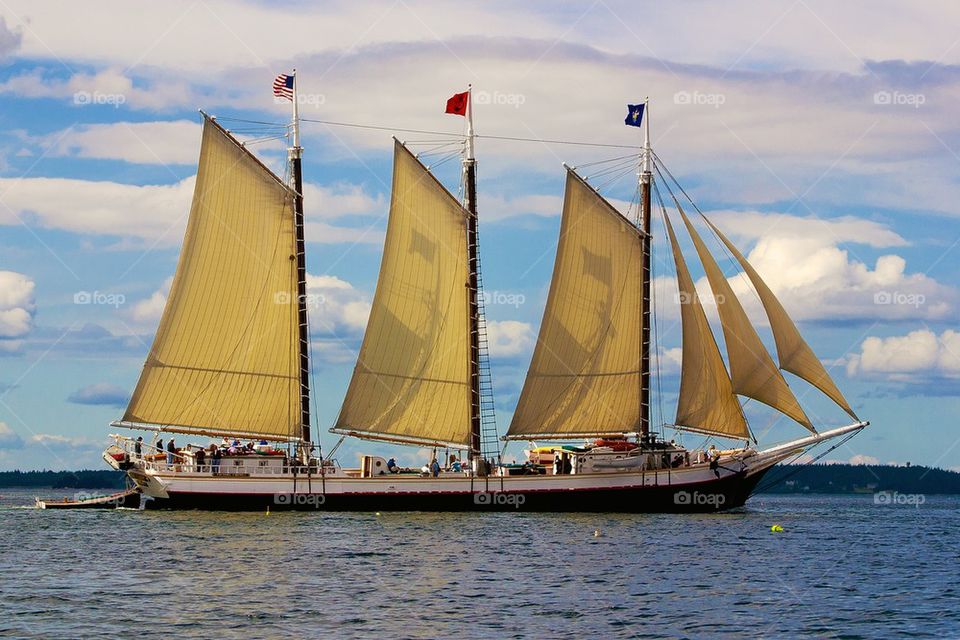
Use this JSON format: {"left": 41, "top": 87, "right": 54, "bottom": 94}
{"left": 677, "top": 207, "right": 815, "bottom": 433}
{"left": 332, "top": 140, "right": 472, "bottom": 448}
{"left": 121, "top": 116, "right": 301, "bottom": 441}
{"left": 701, "top": 216, "right": 858, "bottom": 420}
{"left": 507, "top": 170, "right": 643, "bottom": 440}
{"left": 664, "top": 211, "right": 750, "bottom": 440}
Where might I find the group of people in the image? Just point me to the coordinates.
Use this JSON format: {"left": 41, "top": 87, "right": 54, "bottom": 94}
{"left": 132, "top": 436, "right": 274, "bottom": 472}
{"left": 384, "top": 454, "right": 464, "bottom": 477}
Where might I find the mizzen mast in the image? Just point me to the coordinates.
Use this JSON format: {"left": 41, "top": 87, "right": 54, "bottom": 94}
{"left": 639, "top": 97, "right": 652, "bottom": 441}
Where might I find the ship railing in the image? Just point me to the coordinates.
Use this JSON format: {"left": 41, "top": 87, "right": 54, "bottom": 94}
{"left": 136, "top": 458, "right": 328, "bottom": 477}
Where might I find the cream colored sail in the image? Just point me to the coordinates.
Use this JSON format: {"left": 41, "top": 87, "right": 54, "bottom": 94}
{"left": 664, "top": 212, "right": 750, "bottom": 440}
{"left": 333, "top": 140, "right": 472, "bottom": 448}
{"left": 121, "top": 116, "right": 301, "bottom": 441}
{"left": 507, "top": 170, "right": 644, "bottom": 440}
{"left": 677, "top": 208, "right": 815, "bottom": 433}
{"left": 701, "top": 216, "right": 858, "bottom": 420}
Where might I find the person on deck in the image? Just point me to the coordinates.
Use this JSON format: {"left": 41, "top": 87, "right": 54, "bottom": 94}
{"left": 195, "top": 446, "right": 206, "bottom": 470}
{"left": 211, "top": 444, "right": 222, "bottom": 474}
{"left": 430, "top": 458, "right": 441, "bottom": 478}
{"left": 387, "top": 458, "right": 399, "bottom": 473}
{"left": 156, "top": 439, "right": 163, "bottom": 459}
{"left": 166, "top": 439, "right": 176, "bottom": 465}
{"left": 134, "top": 437, "right": 143, "bottom": 459}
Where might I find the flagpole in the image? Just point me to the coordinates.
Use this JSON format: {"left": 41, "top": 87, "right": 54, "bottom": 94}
{"left": 289, "top": 69, "right": 311, "bottom": 456}
{"left": 639, "top": 97, "right": 652, "bottom": 442}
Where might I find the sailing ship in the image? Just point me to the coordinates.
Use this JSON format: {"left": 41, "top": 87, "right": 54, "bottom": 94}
{"left": 101, "top": 78, "right": 867, "bottom": 512}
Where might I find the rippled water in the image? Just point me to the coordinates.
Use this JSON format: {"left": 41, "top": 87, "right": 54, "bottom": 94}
{"left": 1, "top": 489, "right": 957, "bottom": 639}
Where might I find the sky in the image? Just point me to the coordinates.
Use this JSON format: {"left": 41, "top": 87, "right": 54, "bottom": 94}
{"left": 0, "top": 0, "right": 958, "bottom": 471}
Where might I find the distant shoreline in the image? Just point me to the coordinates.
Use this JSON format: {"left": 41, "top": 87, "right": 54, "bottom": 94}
{"left": 1, "top": 464, "right": 958, "bottom": 494}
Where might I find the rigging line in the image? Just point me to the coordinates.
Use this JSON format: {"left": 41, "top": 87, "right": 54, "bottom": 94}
{"left": 584, "top": 156, "right": 640, "bottom": 181}
{"left": 652, "top": 177, "right": 673, "bottom": 437}
{"left": 651, "top": 153, "right": 770, "bottom": 328}
{"left": 574, "top": 152, "right": 642, "bottom": 170}
{"left": 242, "top": 135, "right": 289, "bottom": 146}
{"left": 594, "top": 163, "right": 638, "bottom": 192}
{"left": 215, "top": 116, "right": 290, "bottom": 127}
{"left": 753, "top": 431, "right": 859, "bottom": 494}
{"left": 300, "top": 118, "right": 645, "bottom": 149}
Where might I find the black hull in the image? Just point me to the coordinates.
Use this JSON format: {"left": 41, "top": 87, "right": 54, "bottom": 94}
{"left": 143, "top": 469, "right": 771, "bottom": 513}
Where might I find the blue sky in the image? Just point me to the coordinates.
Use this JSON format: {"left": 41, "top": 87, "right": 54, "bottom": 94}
{"left": 0, "top": 1, "right": 958, "bottom": 471}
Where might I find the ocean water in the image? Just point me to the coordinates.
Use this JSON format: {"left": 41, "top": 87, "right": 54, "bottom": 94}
{"left": 1, "top": 489, "right": 957, "bottom": 639}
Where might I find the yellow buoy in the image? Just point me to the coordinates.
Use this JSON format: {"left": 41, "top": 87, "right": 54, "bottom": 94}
{"left": 594, "top": 529, "right": 602, "bottom": 537}
{"left": 376, "top": 512, "right": 382, "bottom": 516}
{"left": 266, "top": 506, "right": 270, "bottom": 515}
{"left": 770, "top": 524, "right": 783, "bottom": 533}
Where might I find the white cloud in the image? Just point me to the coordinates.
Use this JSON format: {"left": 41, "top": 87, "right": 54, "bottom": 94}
{"left": 0, "top": 16, "right": 20, "bottom": 59}
{"left": 0, "top": 421, "right": 24, "bottom": 449}
{"left": 847, "top": 454, "right": 881, "bottom": 465}
{"left": 305, "top": 274, "right": 371, "bottom": 337}
{"left": 677, "top": 212, "right": 958, "bottom": 323}
{"left": 0, "top": 271, "right": 35, "bottom": 350}
{"left": 846, "top": 329, "right": 960, "bottom": 380}
{"left": 43, "top": 120, "right": 201, "bottom": 164}
{"left": 486, "top": 320, "right": 534, "bottom": 358}
{"left": 0, "top": 175, "right": 195, "bottom": 244}
{"left": 129, "top": 276, "right": 173, "bottom": 327}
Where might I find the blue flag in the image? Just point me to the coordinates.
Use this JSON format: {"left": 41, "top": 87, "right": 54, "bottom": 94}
{"left": 625, "top": 103, "right": 644, "bottom": 127}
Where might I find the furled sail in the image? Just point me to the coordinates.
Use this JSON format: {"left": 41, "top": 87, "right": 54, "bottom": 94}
{"left": 507, "top": 170, "right": 644, "bottom": 440}
{"left": 120, "top": 115, "right": 301, "bottom": 441}
{"left": 701, "top": 216, "right": 858, "bottom": 420}
{"left": 664, "top": 212, "right": 750, "bottom": 440}
{"left": 332, "top": 140, "right": 472, "bottom": 448}
{"left": 677, "top": 207, "right": 815, "bottom": 433}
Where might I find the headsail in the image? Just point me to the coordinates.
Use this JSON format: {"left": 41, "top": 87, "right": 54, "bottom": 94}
{"left": 332, "top": 140, "right": 472, "bottom": 449}
{"left": 119, "top": 115, "right": 301, "bottom": 441}
{"left": 677, "top": 207, "right": 815, "bottom": 433}
{"left": 664, "top": 211, "right": 750, "bottom": 440}
{"left": 701, "top": 216, "right": 858, "bottom": 420}
{"left": 506, "top": 170, "right": 644, "bottom": 440}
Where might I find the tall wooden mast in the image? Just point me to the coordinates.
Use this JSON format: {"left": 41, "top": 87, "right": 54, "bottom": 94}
{"left": 464, "top": 86, "right": 482, "bottom": 458}
{"left": 639, "top": 98, "right": 652, "bottom": 440}
{"left": 289, "top": 70, "right": 311, "bottom": 449}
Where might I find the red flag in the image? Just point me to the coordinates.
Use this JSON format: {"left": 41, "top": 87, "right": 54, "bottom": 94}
{"left": 445, "top": 91, "right": 469, "bottom": 116}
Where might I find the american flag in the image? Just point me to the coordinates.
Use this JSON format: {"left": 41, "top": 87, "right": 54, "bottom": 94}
{"left": 273, "top": 73, "right": 294, "bottom": 101}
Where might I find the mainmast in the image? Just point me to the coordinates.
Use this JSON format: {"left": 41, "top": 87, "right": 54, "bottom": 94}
{"left": 464, "top": 86, "right": 482, "bottom": 459}
{"left": 289, "top": 69, "right": 311, "bottom": 450}
{"left": 639, "top": 98, "right": 652, "bottom": 441}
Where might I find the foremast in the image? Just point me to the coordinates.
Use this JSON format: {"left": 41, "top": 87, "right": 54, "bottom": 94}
{"left": 288, "top": 70, "right": 312, "bottom": 454}
{"left": 639, "top": 98, "right": 652, "bottom": 441}
{"left": 463, "top": 86, "right": 482, "bottom": 460}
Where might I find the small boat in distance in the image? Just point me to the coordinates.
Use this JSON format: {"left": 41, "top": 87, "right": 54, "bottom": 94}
{"left": 100, "top": 77, "right": 866, "bottom": 511}
{"left": 35, "top": 488, "right": 140, "bottom": 510}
